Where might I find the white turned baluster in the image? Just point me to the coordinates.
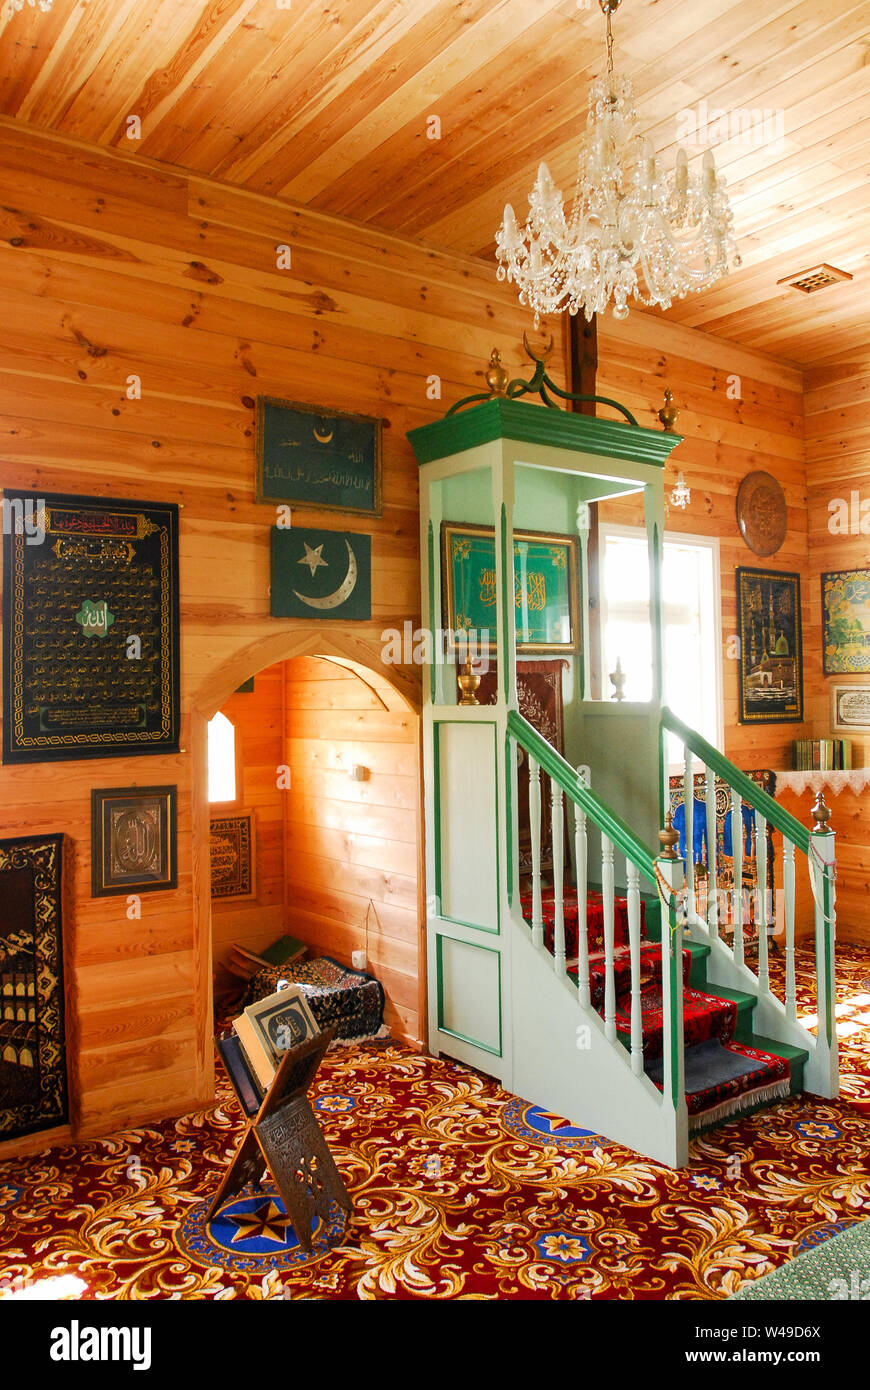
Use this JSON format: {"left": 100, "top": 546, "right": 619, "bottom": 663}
{"left": 705, "top": 767, "right": 718, "bottom": 939}
{"left": 551, "top": 783, "right": 566, "bottom": 976}
{"left": 784, "top": 841, "right": 797, "bottom": 1021}
{"left": 684, "top": 746, "right": 695, "bottom": 926}
{"left": 574, "top": 802, "right": 590, "bottom": 1007}
{"left": 731, "top": 789, "right": 744, "bottom": 967}
{"left": 627, "top": 861, "right": 644, "bottom": 1076}
{"left": 756, "top": 812, "right": 769, "bottom": 993}
{"left": 602, "top": 835, "right": 616, "bottom": 1043}
{"left": 529, "top": 757, "right": 543, "bottom": 949}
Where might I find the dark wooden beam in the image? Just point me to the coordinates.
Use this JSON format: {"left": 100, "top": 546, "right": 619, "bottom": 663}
{"left": 568, "top": 314, "right": 601, "bottom": 699}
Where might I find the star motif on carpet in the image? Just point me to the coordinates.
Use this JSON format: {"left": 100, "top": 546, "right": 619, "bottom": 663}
{"left": 299, "top": 543, "right": 327, "bottom": 577}
{"left": 533, "top": 1109, "right": 576, "bottom": 1133}
{"left": 227, "top": 1200, "right": 295, "bottom": 1246}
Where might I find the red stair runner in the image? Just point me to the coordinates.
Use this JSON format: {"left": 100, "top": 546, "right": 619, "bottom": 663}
{"left": 520, "top": 882, "right": 792, "bottom": 1130}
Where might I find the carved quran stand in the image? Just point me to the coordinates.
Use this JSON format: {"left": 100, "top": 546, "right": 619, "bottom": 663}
{"left": 210, "top": 1025, "right": 353, "bottom": 1254}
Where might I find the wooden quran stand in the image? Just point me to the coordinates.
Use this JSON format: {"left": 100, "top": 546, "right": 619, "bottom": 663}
{"left": 210, "top": 1024, "right": 353, "bottom": 1254}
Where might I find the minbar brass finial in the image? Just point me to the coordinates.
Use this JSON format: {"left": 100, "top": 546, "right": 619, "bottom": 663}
{"left": 457, "top": 655, "right": 481, "bottom": 706}
{"left": 485, "top": 349, "right": 509, "bottom": 398}
{"left": 659, "top": 812, "right": 680, "bottom": 860}
{"left": 658, "top": 388, "right": 680, "bottom": 433}
{"left": 811, "top": 791, "right": 832, "bottom": 833}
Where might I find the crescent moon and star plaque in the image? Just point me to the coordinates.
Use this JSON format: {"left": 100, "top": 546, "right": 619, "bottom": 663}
{"left": 256, "top": 396, "right": 382, "bottom": 517}
{"left": 270, "top": 526, "right": 372, "bottom": 621}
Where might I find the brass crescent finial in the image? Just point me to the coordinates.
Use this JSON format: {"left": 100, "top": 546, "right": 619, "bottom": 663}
{"left": 522, "top": 331, "right": 554, "bottom": 365}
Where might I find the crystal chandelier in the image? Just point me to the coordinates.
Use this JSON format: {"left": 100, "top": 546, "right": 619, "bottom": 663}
{"left": 495, "top": 0, "right": 740, "bottom": 324}
{"left": 7, "top": 0, "right": 53, "bottom": 12}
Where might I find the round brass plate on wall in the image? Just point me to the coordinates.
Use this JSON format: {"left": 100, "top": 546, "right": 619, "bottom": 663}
{"left": 736, "top": 470, "right": 788, "bottom": 556}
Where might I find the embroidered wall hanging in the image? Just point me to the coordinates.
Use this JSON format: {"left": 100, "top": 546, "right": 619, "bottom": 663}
{"left": 0, "top": 832, "right": 68, "bottom": 1143}
{"left": 2, "top": 492, "right": 180, "bottom": 762}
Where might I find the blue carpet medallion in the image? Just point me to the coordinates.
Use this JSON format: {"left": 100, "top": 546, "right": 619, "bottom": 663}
{"left": 177, "top": 1185, "right": 347, "bottom": 1275}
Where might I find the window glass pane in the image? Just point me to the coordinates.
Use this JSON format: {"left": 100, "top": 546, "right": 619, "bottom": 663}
{"left": 208, "top": 712, "right": 236, "bottom": 802}
{"left": 603, "top": 534, "right": 649, "bottom": 603}
{"left": 600, "top": 528, "right": 720, "bottom": 756}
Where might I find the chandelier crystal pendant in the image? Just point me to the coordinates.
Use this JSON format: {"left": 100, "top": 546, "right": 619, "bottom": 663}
{"left": 495, "top": 0, "right": 740, "bottom": 324}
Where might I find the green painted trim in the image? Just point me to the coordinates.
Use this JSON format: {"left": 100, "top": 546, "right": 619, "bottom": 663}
{"left": 661, "top": 707, "right": 811, "bottom": 856}
{"left": 508, "top": 708, "right": 657, "bottom": 884}
{"left": 433, "top": 719, "right": 501, "bottom": 936}
{"left": 504, "top": 729, "right": 514, "bottom": 909}
{"left": 668, "top": 904, "right": 680, "bottom": 1107}
{"left": 407, "top": 398, "right": 682, "bottom": 470}
{"left": 651, "top": 520, "right": 664, "bottom": 705}
{"left": 427, "top": 519, "right": 436, "bottom": 704}
{"left": 500, "top": 503, "right": 510, "bottom": 703}
{"left": 435, "top": 933, "right": 502, "bottom": 1057}
{"left": 820, "top": 851, "right": 835, "bottom": 1048}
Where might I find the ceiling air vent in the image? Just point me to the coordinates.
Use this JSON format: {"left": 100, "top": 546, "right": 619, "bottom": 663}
{"left": 777, "top": 263, "right": 853, "bottom": 294}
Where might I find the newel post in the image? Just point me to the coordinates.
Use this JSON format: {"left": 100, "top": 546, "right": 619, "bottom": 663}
{"left": 657, "top": 814, "right": 687, "bottom": 1149}
{"left": 810, "top": 792, "right": 839, "bottom": 1098}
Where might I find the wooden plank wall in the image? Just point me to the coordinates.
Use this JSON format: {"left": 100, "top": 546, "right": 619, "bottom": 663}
{"left": 210, "top": 667, "right": 286, "bottom": 967}
{"left": 594, "top": 312, "right": 816, "bottom": 774}
{"left": 0, "top": 119, "right": 562, "bottom": 1157}
{"left": 282, "top": 656, "right": 421, "bottom": 1043}
{"left": 803, "top": 347, "right": 870, "bottom": 944}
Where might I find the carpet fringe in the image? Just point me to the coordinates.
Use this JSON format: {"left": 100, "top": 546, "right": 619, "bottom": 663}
{"left": 690, "top": 1077, "right": 791, "bottom": 1132}
{"left": 328, "top": 1024, "right": 391, "bottom": 1049}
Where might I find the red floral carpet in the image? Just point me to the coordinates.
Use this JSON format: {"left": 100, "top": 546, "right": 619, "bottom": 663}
{"left": 1, "top": 945, "right": 869, "bottom": 1301}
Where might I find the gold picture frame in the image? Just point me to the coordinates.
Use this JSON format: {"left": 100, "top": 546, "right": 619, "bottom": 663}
{"left": 441, "top": 522, "right": 580, "bottom": 654}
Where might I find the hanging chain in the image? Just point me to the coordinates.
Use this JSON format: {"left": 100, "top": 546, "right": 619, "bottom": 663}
{"left": 605, "top": 8, "right": 614, "bottom": 81}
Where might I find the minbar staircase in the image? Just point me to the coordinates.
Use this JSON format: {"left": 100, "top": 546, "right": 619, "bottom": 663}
{"left": 520, "top": 883, "right": 806, "bottom": 1134}
{"left": 504, "top": 707, "right": 838, "bottom": 1168}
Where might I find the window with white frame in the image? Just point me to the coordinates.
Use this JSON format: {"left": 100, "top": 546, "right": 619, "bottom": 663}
{"left": 207, "top": 711, "right": 237, "bottom": 803}
{"left": 599, "top": 526, "right": 722, "bottom": 762}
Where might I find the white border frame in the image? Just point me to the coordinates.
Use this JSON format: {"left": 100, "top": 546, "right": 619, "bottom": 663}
{"left": 831, "top": 682, "right": 870, "bottom": 734}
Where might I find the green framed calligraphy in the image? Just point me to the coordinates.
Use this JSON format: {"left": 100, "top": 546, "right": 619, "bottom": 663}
{"left": 442, "top": 523, "right": 579, "bottom": 654}
{"left": 256, "top": 396, "right": 382, "bottom": 517}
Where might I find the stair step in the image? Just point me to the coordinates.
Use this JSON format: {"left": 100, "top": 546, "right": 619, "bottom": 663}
{"left": 699, "top": 984, "right": 757, "bottom": 1041}
{"left": 743, "top": 1033, "right": 809, "bottom": 1096}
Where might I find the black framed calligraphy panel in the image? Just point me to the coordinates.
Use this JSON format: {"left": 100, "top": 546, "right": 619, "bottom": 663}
{"left": 2, "top": 492, "right": 180, "bottom": 763}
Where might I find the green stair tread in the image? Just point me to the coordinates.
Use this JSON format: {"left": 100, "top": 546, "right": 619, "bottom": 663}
{"left": 701, "top": 984, "right": 756, "bottom": 1011}
{"left": 744, "top": 1033, "right": 809, "bottom": 1065}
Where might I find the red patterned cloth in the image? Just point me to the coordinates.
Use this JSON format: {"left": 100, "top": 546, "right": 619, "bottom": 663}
{"left": 520, "top": 886, "right": 644, "bottom": 959}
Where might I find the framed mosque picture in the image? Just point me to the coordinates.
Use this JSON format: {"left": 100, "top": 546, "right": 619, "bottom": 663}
{"left": 736, "top": 567, "right": 804, "bottom": 724}
{"left": 441, "top": 523, "right": 579, "bottom": 654}
{"left": 256, "top": 396, "right": 382, "bottom": 518}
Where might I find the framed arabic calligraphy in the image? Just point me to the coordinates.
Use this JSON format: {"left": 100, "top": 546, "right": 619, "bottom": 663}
{"left": 210, "top": 810, "right": 256, "bottom": 899}
{"left": 256, "top": 396, "right": 382, "bottom": 517}
{"left": 2, "top": 492, "right": 180, "bottom": 763}
{"left": 91, "top": 785, "right": 177, "bottom": 897}
{"left": 441, "top": 523, "right": 579, "bottom": 653}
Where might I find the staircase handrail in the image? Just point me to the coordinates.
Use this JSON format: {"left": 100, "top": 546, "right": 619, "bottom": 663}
{"left": 508, "top": 709, "right": 657, "bottom": 885}
{"left": 661, "top": 707, "right": 811, "bottom": 856}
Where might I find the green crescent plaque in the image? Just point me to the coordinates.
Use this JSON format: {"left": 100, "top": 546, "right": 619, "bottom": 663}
{"left": 270, "top": 526, "right": 372, "bottom": 621}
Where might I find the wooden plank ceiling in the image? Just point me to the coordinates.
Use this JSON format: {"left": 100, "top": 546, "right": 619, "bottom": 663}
{"left": 0, "top": 0, "right": 868, "bottom": 367}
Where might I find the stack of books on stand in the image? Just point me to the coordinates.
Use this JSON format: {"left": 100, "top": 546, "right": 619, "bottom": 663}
{"left": 218, "top": 985, "right": 320, "bottom": 1116}
{"left": 792, "top": 738, "right": 853, "bottom": 771}
{"left": 225, "top": 933, "right": 307, "bottom": 983}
